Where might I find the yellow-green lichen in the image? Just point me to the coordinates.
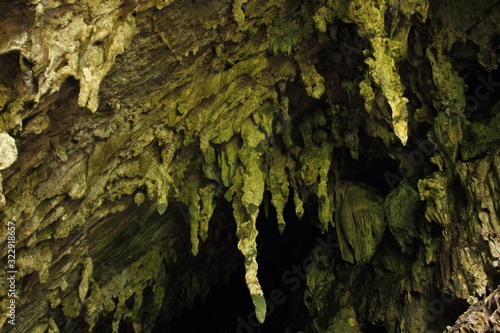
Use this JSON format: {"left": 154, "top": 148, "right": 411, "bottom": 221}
{"left": 313, "top": 6, "right": 335, "bottom": 33}
{"left": 84, "top": 247, "right": 166, "bottom": 332}
{"left": 385, "top": 182, "right": 420, "bottom": 253}
{"left": 79, "top": 257, "right": 93, "bottom": 302}
{"left": 62, "top": 290, "right": 81, "bottom": 319}
{"left": 180, "top": 177, "right": 218, "bottom": 256}
{"left": 364, "top": 38, "right": 409, "bottom": 145}
{"left": 267, "top": 146, "right": 290, "bottom": 233}
{"left": 426, "top": 46, "right": 465, "bottom": 159}
{"left": 417, "top": 171, "right": 454, "bottom": 227}
{"left": 16, "top": 241, "right": 53, "bottom": 284}
{"left": 335, "top": 183, "right": 386, "bottom": 264}
{"left": 233, "top": 0, "right": 249, "bottom": 28}
{"left": 230, "top": 118, "right": 268, "bottom": 323}
{"left": 359, "top": 77, "right": 375, "bottom": 113}
{"left": 330, "top": 0, "right": 431, "bottom": 145}
{"left": 298, "top": 141, "right": 334, "bottom": 230}
{"left": 295, "top": 54, "right": 326, "bottom": 99}
{"left": 297, "top": 110, "right": 334, "bottom": 230}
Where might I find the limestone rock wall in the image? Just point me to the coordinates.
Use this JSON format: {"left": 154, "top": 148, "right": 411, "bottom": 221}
{"left": 0, "top": 0, "right": 498, "bottom": 332}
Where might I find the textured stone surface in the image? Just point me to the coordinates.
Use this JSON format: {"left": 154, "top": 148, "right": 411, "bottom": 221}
{"left": 0, "top": 133, "right": 17, "bottom": 171}
{"left": 446, "top": 287, "right": 500, "bottom": 332}
{"left": 0, "top": 0, "right": 498, "bottom": 332}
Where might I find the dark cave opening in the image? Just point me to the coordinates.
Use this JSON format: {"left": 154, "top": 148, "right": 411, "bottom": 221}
{"left": 442, "top": 294, "right": 470, "bottom": 329}
{"left": 166, "top": 198, "right": 322, "bottom": 333}
{"left": 164, "top": 265, "right": 256, "bottom": 333}
{"left": 254, "top": 198, "right": 322, "bottom": 333}
{"left": 164, "top": 193, "right": 422, "bottom": 333}
{"left": 363, "top": 322, "right": 388, "bottom": 333}
{"left": 451, "top": 43, "right": 500, "bottom": 122}
{"left": 0, "top": 50, "right": 21, "bottom": 84}
{"left": 340, "top": 153, "right": 401, "bottom": 196}
{"left": 463, "top": 66, "right": 500, "bottom": 121}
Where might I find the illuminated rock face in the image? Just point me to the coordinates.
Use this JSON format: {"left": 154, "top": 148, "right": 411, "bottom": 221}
{"left": 0, "top": 0, "right": 499, "bottom": 332}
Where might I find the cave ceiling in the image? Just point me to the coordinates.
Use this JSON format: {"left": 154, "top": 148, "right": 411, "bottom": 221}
{"left": 0, "top": 0, "right": 500, "bottom": 332}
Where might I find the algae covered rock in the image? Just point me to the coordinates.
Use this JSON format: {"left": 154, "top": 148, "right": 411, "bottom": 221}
{"left": 0, "top": 0, "right": 498, "bottom": 331}
{"left": 336, "top": 182, "right": 386, "bottom": 264}
{"left": 385, "top": 182, "right": 420, "bottom": 254}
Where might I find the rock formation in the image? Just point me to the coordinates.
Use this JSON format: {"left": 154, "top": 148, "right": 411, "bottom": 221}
{"left": 0, "top": 0, "right": 499, "bottom": 332}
